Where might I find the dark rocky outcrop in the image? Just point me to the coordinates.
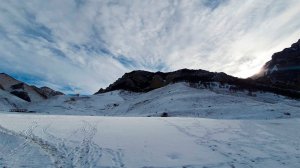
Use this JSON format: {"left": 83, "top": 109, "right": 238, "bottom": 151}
{"left": 10, "top": 91, "right": 31, "bottom": 102}
{"left": 96, "top": 69, "right": 238, "bottom": 94}
{"left": 0, "top": 84, "right": 3, "bottom": 90}
{"left": 11, "top": 83, "right": 25, "bottom": 90}
{"left": 253, "top": 39, "right": 300, "bottom": 91}
{"left": 95, "top": 68, "right": 300, "bottom": 99}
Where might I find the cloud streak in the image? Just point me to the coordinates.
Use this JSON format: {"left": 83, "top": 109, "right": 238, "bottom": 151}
{"left": 0, "top": 0, "right": 300, "bottom": 94}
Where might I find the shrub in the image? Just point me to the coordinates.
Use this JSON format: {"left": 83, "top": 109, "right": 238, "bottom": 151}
{"left": 161, "top": 112, "right": 169, "bottom": 117}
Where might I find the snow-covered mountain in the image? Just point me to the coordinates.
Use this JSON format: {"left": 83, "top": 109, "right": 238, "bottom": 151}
{"left": 96, "top": 69, "right": 238, "bottom": 94}
{"left": 96, "top": 68, "right": 300, "bottom": 99}
{"left": 26, "top": 82, "right": 300, "bottom": 119}
{"left": 31, "top": 86, "right": 64, "bottom": 99}
{"left": 0, "top": 73, "right": 64, "bottom": 111}
{"left": 0, "top": 73, "right": 63, "bottom": 102}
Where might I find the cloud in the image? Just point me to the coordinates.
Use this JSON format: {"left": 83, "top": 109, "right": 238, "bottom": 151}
{"left": 0, "top": 0, "right": 300, "bottom": 94}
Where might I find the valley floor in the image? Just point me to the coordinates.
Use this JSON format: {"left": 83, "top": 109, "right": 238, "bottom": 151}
{"left": 0, "top": 113, "right": 299, "bottom": 168}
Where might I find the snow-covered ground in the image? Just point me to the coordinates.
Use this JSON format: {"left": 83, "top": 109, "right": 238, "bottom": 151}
{"left": 25, "top": 83, "right": 300, "bottom": 119}
{"left": 1, "top": 82, "right": 299, "bottom": 167}
{"left": 0, "top": 113, "right": 299, "bottom": 168}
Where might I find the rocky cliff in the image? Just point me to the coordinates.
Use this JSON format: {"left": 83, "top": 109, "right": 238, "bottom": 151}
{"left": 253, "top": 39, "right": 300, "bottom": 90}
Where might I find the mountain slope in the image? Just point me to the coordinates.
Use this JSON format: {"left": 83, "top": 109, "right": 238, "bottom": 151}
{"left": 96, "top": 69, "right": 300, "bottom": 99}
{"left": 27, "top": 82, "right": 300, "bottom": 119}
{"left": 0, "top": 89, "right": 28, "bottom": 111}
{"left": 96, "top": 69, "right": 237, "bottom": 94}
{"left": 31, "top": 86, "right": 64, "bottom": 99}
{"left": 0, "top": 73, "right": 63, "bottom": 102}
{"left": 252, "top": 39, "right": 300, "bottom": 90}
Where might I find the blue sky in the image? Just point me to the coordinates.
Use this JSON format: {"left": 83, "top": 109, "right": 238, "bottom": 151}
{"left": 1, "top": 0, "right": 300, "bottom": 94}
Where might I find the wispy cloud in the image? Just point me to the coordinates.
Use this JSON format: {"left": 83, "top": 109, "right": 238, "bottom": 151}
{"left": 0, "top": 0, "right": 300, "bottom": 94}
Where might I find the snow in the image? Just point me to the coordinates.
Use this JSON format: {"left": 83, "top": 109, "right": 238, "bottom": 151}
{"left": 0, "top": 82, "right": 299, "bottom": 167}
{"left": 269, "top": 65, "right": 279, "bottom": 74}
{"left": 0, "top": 113, "right": 299, "bottom": 168}
{"left": 26, "top": 83, "right": 300, "bottom": 119}
{"left": 0, "top": 89, "right": 28, "bottom": 111}
{"left": 0, "top": 73, "right": 45, "bottom": 102}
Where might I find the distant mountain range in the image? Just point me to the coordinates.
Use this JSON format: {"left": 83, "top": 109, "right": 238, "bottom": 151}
{"left": 0, "top": 73, "right": 63, "bottom": 102}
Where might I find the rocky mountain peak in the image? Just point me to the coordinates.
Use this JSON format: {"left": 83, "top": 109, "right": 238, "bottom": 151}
{"left": 0, "top": 73, "right": 64, "bottom": 102}
{"left": 253, "top": 39, "right": 300, "bottom": 90}
{"left": 33, "top": 86, "right": 64, "bottom": 99}
{"left": 95, "top": 69, "right": 239, "bottom": 94}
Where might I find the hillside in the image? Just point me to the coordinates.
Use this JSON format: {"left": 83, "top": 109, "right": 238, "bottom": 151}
{"left": 97, "top": 69, "right": 300, "bottom": 99}
{"left": 27, "top": 82, "right": 300, "bottom": 119}
{"left": 0, "top": 73, "right": 63, "bottom": 103}
{"left": 252, "top": 39, "right": 300, "bottom": 90}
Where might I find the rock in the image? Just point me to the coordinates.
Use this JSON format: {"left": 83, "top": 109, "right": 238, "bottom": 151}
{"left": 11, "top": 83, "right": 25, "bottom": 90}
{"left": 150, "top": 74, "right": 165, "bottom": 89}
{"left": 95, "top": 69, "right": 236, "bottom": 94}
{"left": 10, "top": 91, "right": 31, "bottom": 102}
{"left": 253, "top": 39, "right": 300, "bottom": 91}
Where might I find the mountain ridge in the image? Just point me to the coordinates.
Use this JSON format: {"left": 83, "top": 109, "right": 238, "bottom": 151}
{"left": 96, "top": 39, "right": 300, "bottom": 99}
{"left": 0, "top": 73, "right": 64, "bottom": 102}
{"left": 95, "top": 68, "right": 300, "bottom": 99}
{"left": 252, "top": 39, "right": 300, "bottom": 90}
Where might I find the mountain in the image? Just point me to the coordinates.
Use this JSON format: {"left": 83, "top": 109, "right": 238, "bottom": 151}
{"left": 96, "top": 39, "right": 300, "bottom": 98}
{"left": 31, "top": 86, "right": 64, "bottom": 99}
{"left": 28, "top": 82, "right": 300, "bottom": 119}
{"left": 95, "top": 69, "right": 300, "bottom": 99}
{"left": 0, "top": 73, "right": 63, "bottom": 102}
{"left": 96, "top": 69, "right": 238, "bottom": 94}
{"left": 252, "top": 39, "right": 300, "bottom": 90}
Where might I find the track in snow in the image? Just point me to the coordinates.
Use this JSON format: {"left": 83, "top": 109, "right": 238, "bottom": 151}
{"left": 0, "top": 114, "right": 300, "bottom": 168}
{"left": 0, "top": 120, "right": 125, "bottom": 168}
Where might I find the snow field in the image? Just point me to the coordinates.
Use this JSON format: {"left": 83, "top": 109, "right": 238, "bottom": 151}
{"left": 0, "top": 114, "right": 299, "bottom": 168}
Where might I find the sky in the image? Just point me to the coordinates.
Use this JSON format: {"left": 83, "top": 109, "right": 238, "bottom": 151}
{"left": 0, "top": 0, "right": 300, "bottom": 94}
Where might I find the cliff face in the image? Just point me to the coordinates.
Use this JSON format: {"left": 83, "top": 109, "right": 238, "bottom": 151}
{"left": 95, "top": 67, "right": 300, "bottom": 98}
{"left": 95, "top": 69, "right": 237, "bottom": 94}
{"left": 253, "top": 39, "right": 300, "bottom": 90}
